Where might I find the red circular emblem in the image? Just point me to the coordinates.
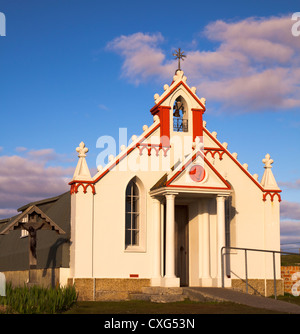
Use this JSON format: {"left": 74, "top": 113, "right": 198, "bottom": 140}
{"left": 189, "top": 165, "right": 205, "bottom": 182}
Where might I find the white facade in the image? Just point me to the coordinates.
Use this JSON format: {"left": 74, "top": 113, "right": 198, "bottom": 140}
{"left": 68, "top": 70, "right": 281, "bottom": 291}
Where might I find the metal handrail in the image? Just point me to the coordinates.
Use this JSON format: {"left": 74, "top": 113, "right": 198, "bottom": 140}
{"left": 221, "top": 246, "right": 300, "bottom": 299}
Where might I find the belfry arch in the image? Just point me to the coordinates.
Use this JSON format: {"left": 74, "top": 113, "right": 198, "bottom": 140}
{"left": 173, "top": 95, "right": 188, "bottom": 132}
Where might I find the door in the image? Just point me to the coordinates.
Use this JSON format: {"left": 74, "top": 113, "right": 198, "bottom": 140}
{"left": 175, "top": 205, "right": 189, "bottom": 286}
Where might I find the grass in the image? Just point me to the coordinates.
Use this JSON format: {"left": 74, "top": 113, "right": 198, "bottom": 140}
{"left": 281, "top": 254, "right": 300, "bottom": 266}
{"left": 273, "top": 293, "right": 300, "bottom": 306}
{"left": 0, "top": 283, "right": 299, "bottom": 314}
{"left": 0, "top": 283, "right": 78, "bottom": 314}
{"left": 63, "top": 299, "right": 284, "bottom": 314}
{"left": 64, "top": 292, "right": 300, "bottom": 315}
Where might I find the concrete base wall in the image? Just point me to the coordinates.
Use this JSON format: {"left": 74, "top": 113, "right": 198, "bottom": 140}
{"left": 2, "top": 269, "right": 294, "bottom": 299}
{"left": 67, "top": 278, "right": 151, "bottom": 301}
{"left": 231, "top": 279, "right": 284, "bottom": 297}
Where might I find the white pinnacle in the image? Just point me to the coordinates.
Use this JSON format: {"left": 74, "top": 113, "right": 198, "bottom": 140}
{"left": 76, "top": 142, "right": 89, "bottom": 158}
{"left": 260, "top": 154, "right": 279, "bottom": 190}
{"left": 72, "top": 141, "right": 92, "bottom": 181}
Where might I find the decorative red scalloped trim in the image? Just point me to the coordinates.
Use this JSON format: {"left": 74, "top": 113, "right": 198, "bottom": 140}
{"left": 69, "top": 123, "right": 161, "bottom": 193}
{"left": 137, "top": 143, "right": 171, "bottom": 157}
{"left": 203, "top": 127, "right": 282, "bottom": 200}
{"left": 204, "top": 147, "right": 225, "bottom": 160}
{"left": 263, "top": 191, "right": 281, "bottom": 202}
{"left": 70, "top": 182, "right": 96, "bottom": 195}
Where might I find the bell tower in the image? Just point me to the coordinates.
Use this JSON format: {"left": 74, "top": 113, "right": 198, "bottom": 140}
{"left": 150, "top": 49, "right": 206, "bottom": 147}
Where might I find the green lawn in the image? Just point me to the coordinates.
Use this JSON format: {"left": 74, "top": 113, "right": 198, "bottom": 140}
{"left": 274, "top": 293, "right": 300, "bottom": 306}
{"left": 281, "top": 254, "right": 300, "bottom": 266}
{"left": 64, "top": 293, "right": 300, "bottom": 315}
{"left": 64, "top": 299, "right": 283, "bottom": 314}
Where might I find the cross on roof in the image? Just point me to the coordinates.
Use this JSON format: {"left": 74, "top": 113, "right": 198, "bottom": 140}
{"left": 173, "top": 48, "right": 186, "bottom": 71}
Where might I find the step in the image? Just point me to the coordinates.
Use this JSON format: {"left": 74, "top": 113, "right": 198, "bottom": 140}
{"left": 129, "top": 293, "right": 151, "bottom": 301}
{"left": 129, "top": 292, "right": 187, "bottom": 303}
{"left": 141, "top": 287, "right": 184, "bottom": 295}
{"left": 182, "top": 287, "right": 216, "bottom": 302}
{"left": 150, "top": 294, "right": 187, "bottom": 303}
{"left": 129, "top": 287, "right": 187, "bottom": 303}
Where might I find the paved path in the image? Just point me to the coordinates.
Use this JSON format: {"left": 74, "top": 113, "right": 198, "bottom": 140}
{"left": 184, "top": 287, "right": 300, "bottom": 314}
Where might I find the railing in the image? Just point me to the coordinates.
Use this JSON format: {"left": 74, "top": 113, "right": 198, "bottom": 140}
{"left": 221, "top": 246, "right": 300, "bottom": 299}
{"left": 173, "top": 118, "right": 188, "bottom": 132}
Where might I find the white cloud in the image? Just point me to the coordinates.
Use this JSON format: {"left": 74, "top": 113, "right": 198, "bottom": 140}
{"left": 107, "top": 15, "right": 300, "bottom": 111}
{"left": 0, "top": 208, "right": 18, "bottom": 219}
{"left": 27, "top": 148, "right": 59, "bottom": 161}
{"left": 280, "top": 201, "right": 300, "bottom": 249}
{"left": 15, "top": 147, "right": 27, "bottom": 152}
{"left": 0, "top": 151, "right": 73, "bottom": 219}
{"left": 280, "top": 220, "right": 300, "bottom": 250}
{"left": 281, "top": 201, "right": 300, "bottom": 221}
{"left": 106, "top": 32, "right": 174, "bottom": 84}
{"left": 279, "top": 179, "right": 300, "bottom": 190}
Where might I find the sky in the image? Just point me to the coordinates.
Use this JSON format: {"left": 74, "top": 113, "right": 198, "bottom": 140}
{"left": 0, "top": 0, "right": 300, "bottom": 252}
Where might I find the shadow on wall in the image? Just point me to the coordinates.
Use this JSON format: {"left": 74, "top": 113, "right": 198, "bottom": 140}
{"left": 42, "top": 238, "right": 70, "bottom": 287}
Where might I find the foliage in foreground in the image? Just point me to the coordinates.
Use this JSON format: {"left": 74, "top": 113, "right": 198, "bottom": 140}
{"left": 0, "top": 283, "right": 78, "bottom": 314}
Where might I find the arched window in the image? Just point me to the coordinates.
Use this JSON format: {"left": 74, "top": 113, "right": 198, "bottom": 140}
{"left": 173, "top": 96, "right": 188, "bottom": 132}
{"left": 125, "top": 180, "right": 140, "bottom": 247}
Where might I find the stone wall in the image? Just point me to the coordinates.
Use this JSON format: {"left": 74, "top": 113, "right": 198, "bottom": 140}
{"left": 281, "top": 266, "right": 300, "bottom": 295}
{"left": 67, "top": 278, "right": 151, "bottom": 301}
{"left": 231, "top": 278, "right": 284, "bottom": 297}
{"left": 3, "top": 269, "right": 298, "bottom": 299}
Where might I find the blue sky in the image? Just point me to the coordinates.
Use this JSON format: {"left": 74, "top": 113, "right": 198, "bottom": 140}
{"left": 0, "top": 0, "right": 300, "bottom": 251}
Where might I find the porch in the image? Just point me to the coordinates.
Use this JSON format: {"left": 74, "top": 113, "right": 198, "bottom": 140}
{"left": 150, "top": 188, "right": 232, "bottom": 288}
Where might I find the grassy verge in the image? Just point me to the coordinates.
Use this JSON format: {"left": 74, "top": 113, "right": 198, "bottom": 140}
{"left": 1, "top": 285, "right": 298, "bottom": 314}
{"left": 0, "top": 283, "right": 78, "bottom": 314}
{"left": 273, "top": 293, "right": 300, "bottom": 306}
{"left": 64, "top": 299, "right": 283, "bottom": 314}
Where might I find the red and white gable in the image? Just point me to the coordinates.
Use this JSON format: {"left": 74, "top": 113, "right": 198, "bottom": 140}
{"left": 150, "top": 70, "right": 206, "bottom": 145}
{"left": 165, "top": 149, "right": 231, "bottom": 192}
{"left": 69, "top": 69, "right": 281, "bottom": 203}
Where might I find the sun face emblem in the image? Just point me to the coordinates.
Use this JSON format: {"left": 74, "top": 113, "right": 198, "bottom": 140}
{"left": 189, "top": 165, "right": 205, "bottom": 183}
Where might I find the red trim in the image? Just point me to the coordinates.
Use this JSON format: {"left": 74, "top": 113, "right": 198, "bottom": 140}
{"left": 192, "top": 108, "right": 204, "bottom": 140}
{"left": 150, "top": 81, "right": 206, "bottom": 114}
{"left": 204, "top": 148, "right": 225, "bottom": 160}
{"left": 70, "top": 182, "right": 96, "bottom": 195}
{"left": 205, "top": 147, "right": 224, "bottom": 151}
{"left": 202, "top": 127, "right": 282, "bottom": 196}
{"left": 69, "top": 122, "right": 161, "bottom": 188}
{"left": 166, "top": 150, "right": 231, "bottom": 190}
{"left": 149, "top": 106, "right": 170, "bottom": 146}
{"left": 167, "top": 185, "right": 231, "bottom": 190}
{"left": 160, "top": 106, "right": 171, "bottom": 146}
{"left": 263, "top": 191, "right": 281, "bottom": 202}
{"left": 137, "top": 143, "right": 171, "bottom": 157}
{"left": 130, "top": 274, "right": 139, "bottom": 278}
{"left": 150, "top": 81, "right": 205, "bottom": 145}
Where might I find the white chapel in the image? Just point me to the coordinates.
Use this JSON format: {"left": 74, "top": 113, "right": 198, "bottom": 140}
{"left": 67, "top": 65, "right": 282, "bottom": 298}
